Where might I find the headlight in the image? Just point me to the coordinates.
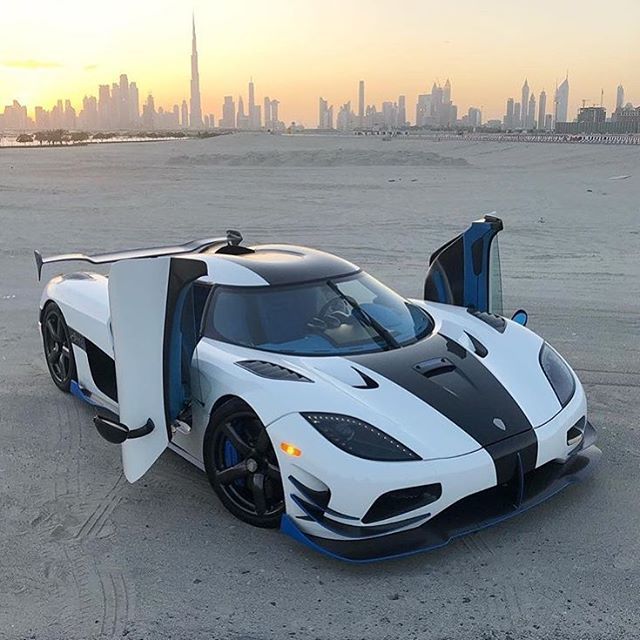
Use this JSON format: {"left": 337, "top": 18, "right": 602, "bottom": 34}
{"left": 301, "top": 413, "right": 421, "bottom": 461}
{"left": 539, "top": 343, "right": 575, "bottom": 407}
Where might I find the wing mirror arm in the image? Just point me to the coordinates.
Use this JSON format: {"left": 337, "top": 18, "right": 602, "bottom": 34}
{"left": 94, "top": 415, "right": 155, "bottom": 444}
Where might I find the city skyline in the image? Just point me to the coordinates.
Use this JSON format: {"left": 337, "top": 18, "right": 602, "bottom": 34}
{"left": 2, "top": 0, "right": 638, "bottom": 126}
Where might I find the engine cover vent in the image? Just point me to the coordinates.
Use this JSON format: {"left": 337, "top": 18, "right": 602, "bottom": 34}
{"left": 235, "top": 360, "right": 313, "bottom": 382}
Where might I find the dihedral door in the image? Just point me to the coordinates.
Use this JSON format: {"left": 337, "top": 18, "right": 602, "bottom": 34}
{"left": 108, "top": 256, "right": 208, "bottom": 481}
{"left": 423, "top": 215, "right": 504, "bottom": 314}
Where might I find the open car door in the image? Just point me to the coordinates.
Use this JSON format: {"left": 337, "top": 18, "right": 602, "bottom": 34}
{"left": 423, "top": 215, "right": 503, "bottom": 314}
{"left": 96, "top": 256, "right": 208, "bottom": 482}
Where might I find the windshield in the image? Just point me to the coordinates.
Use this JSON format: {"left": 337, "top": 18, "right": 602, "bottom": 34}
{"left": 204, "top": 272, "right": 433, "bottom": 356}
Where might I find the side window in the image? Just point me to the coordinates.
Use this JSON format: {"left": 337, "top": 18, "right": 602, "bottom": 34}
{"left": 193, "top": 282, "right": 212, "bottom": 334}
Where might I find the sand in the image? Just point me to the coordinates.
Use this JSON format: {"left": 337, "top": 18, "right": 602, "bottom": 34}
{"left": 1, "top": 133, "right": 639, "bottom": 639}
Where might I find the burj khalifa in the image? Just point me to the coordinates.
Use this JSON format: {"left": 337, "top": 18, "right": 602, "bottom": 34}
{"left": 189, "top": 14, "right": 203, "bottom": 129}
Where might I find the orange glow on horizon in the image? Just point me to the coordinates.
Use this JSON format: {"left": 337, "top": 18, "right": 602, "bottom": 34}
{"left": 2, "top": 0, "right": 639, "bottom": 125}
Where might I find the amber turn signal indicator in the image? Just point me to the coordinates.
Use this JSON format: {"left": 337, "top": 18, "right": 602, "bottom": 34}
{"left": 280, "top": 442, "right": 302, "bottom": 457}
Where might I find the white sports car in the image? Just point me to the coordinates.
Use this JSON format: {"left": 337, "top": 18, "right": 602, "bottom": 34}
{"left": 36, "top": 216, "right": 600, "bottom": 562}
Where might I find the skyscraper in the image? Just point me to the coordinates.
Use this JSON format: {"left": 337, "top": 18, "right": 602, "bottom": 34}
{"left": 504, "top": 98, "right": 514, "bottom": 129}
{"left": 129, "top": 82, "right": 140, "bottom": 125}
{"left": 521, "top": 79, "right": 529, "bottom": 128}
{"left": 248, "top": 79, "right": 258, "bottom": 128}
{"left": 528, "top": 94, "right": 536, "bottom": 129}
{"left": 443, "top": 79, "right": 451, "bottom": 104}
{"left": 181, "top": 100, "right": 189, "bottom": 128}
{"left": 119, "top": 74, "right": 130, "bottom": 128}
{"left": 98, "top": 84, "right": 111, "bottom": 129}
{"left": 270, "top": 100, "right": 280, "bottom": 128}
{"left": 190, "top": 14, "right": 203, "bottom": 129}
{"left": 264, "top": 96, "right": 271, "bottom": 129}
{"left": 358, "top": 80, "right": 365, "bottom": 127}
{"left": 616, "top": 84, "right": 625, "bottom": 111}
{"left": 554, "top": 74, "right": 570, "bottom": 124}
{"left": 398, "top": 95, "right": 406, "bottom": 127}
{"left": 538, "top": 90, "right": 547, "bottom": 130}
{"left": 220, "top": 96, "right": 235, "bottom": 128}
{"left": 514, "top": 102, "right": 521, "bottom": 128}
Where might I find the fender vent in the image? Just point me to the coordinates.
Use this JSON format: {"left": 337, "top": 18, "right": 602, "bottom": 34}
{"left": 235, "top": 360, "right": 313, "bottom": 382}
{"left": 467, "top": 308, "right": 506, "bottom": 333}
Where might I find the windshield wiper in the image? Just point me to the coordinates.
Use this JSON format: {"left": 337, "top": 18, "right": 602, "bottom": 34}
{"left": 326, "top": 280, "right": 400, "bottom": 350}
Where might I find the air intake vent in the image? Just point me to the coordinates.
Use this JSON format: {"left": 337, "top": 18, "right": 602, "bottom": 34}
{"left": 235, "top": 360, "right": 312, "bottom": 382}
{"left": 363, "top": 483, "right": 442, "bottom": 524}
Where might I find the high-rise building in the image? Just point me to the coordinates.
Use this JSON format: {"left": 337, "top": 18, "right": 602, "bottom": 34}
{"left": 142, "top": 94, "right": 156, "bottom": 129}
{"left": 416, "top": 94, "right": 432, "bottom": 127}
{"left": 220, "top": 96, "right": 235, "bottom": 128}
{"left": 181, "top": 100, "right": 189, "bottom": 128}
{"left": 504, "top": 97, "right": 514, "bottom": 129}
{"left": 80, "top": 95, "right": 98, "bottom": 129}
{"left": 190, "top": 14, "right": 203, "bottom": 128}
{"left": 528, "top": 94, "right": 536, "bottom": 129}
{"left": 616, "top": 84, "right": 625, "bottom": 111}
{"left": 443, "top": 79, "right": 451, "bottom": 104}
{"left": 545, "top": 114, "right": 553, "bottom": 131}
{"left": 248, "top": 79, "right": 260, "bottom": 128}
{"left": 119, "top": 74, "right": 130, "bottom": 128}
{"left": 129, "top": 82, "right": 139, "bottom": 125}
{"left": 554, "top": 74, "right": 570, "bottom": 124}
{"left": 468, "top": 107, "right": 482, "bottom": 127}
{"left": 270, "top": 100, "right": 280, "bottom": 129}
{"left": 111, "top": 83, "right": 120, "bottom": 128}
{"left": 521, "top": 79, "right": 530, "bottom": 128}
{"left": 237, "top": 96, "right": 249, "bottom": 129}
{"left": 514, "top": 102, "right": 521, "bottom": 128}
{"left": 318, "top": 97, "right": 334, "bottom": 129}
{"left": 538, "top": 90, "right": 547, "bottom": 130}
{"left": 264, "top": 96, "right": 271, "bottom": 129}
{"left": 98, "top": 84, "right": 111, "bottom": 129}
{"left": 358, "top": 80, "right": 365, "bottom": 127}
{"left": 398, "top": 95, "right": 406, "bottom": 127}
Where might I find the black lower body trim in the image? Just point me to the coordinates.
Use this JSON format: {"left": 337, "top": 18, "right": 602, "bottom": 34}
{"left": 283, "top": 424, "right": 600, "bottom": 562}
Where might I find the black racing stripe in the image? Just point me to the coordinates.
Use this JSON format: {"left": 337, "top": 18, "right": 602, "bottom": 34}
{"left": 347, "top": 334, "right": 538, "bottom": 483}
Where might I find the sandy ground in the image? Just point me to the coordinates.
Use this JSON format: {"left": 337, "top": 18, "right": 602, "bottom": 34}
{"left": 0, "top": 133, "right": 639, "bottom": 640}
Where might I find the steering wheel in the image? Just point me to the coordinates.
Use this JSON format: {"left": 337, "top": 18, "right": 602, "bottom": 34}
{"left": 308, "top": 296, "right": 351, "bottom": 331}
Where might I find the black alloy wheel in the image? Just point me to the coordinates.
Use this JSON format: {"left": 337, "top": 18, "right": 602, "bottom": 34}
{"left": 204, "top": 399, "right": 284, "bottom": 528}
{"left": 42, "top": 303, "right": 76, "bottom": 392}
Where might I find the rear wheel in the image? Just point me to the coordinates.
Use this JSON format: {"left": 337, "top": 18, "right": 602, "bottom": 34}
{"left": 204, "top": 399, "right": 284, "bottom": 528}
{"left": 42, "top": 302, "right": 76, "bottom": 392}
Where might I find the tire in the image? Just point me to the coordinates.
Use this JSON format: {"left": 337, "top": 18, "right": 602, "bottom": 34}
{"left": 42, "top": 302, "right": 77, "bottom": 392}
{"left": 203, "top": 398, "right": 284, "bottom": 528}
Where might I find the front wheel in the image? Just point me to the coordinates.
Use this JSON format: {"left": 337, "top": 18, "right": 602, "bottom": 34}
{"left": 42, "top": 302, "right": 77, "bottom": 392}
{"left": 203, "top": 399, "right": 284, "bottom": 528}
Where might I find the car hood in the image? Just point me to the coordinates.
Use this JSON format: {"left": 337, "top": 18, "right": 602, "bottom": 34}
{"left": 202, "top": 306, "right": 565, "bottom": 461}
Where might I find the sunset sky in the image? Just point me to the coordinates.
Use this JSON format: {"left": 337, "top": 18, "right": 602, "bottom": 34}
{"left": 2, "top": 0, "right": 639, "bottom": 125}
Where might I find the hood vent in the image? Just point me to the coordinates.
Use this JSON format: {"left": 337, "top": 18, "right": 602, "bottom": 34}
{"left": 235, "top": 360, "right": 313, "bottom": 382}
{"left": 413, "top": 357, "right": 456, "bottom": 377}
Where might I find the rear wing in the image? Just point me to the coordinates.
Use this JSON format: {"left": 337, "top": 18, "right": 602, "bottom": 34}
{"left": 34, "top": 230, "right": 243, "bottom": 280}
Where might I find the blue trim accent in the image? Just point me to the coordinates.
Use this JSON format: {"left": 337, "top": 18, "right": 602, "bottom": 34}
{"left": 70, "top": 380, "right": 102, "bottom": 408}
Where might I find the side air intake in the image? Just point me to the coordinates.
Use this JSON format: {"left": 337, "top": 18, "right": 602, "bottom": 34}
{"left": 235, "top": 360, "right": 313, "bottom": 382}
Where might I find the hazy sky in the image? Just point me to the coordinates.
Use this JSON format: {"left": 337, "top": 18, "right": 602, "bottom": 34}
{"left": 2, "top": 0, "right": 639, "bottom": 125}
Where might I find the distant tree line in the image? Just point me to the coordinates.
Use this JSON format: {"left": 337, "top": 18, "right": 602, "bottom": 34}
{"left": 14, "top": 130, "right": 193, "bottom": 146}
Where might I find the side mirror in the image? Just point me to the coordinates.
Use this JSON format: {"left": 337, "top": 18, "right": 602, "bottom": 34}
{"left": 94, "top": 415, "right": 155, "bottom": 443}
{"left": 511, "top": 309, "right": 528, "bottom": 326}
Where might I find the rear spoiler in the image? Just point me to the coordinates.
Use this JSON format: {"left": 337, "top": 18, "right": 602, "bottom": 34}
{"left": 34, "top": 230, "right": 242, "bottom": 281}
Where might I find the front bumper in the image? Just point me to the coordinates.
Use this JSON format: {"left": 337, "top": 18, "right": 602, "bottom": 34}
{"left": 281, "top": 422, "right": 600, "bottom": 562}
